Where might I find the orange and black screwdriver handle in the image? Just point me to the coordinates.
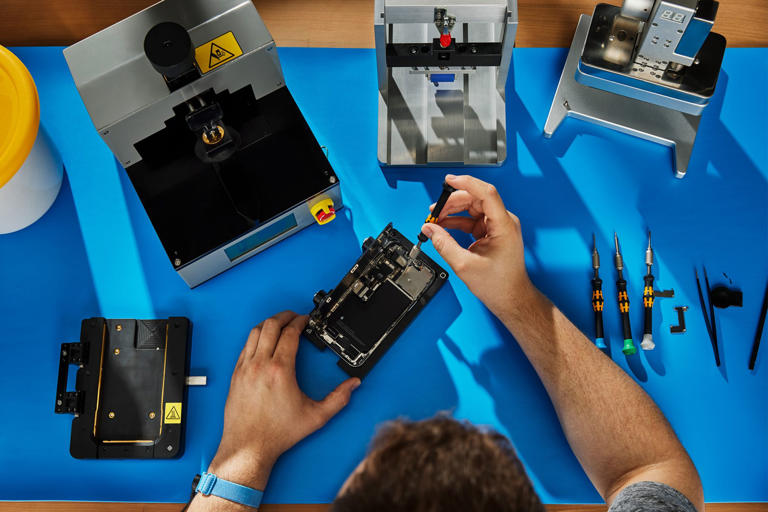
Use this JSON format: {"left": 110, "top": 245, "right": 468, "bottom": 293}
{"left": 617, "top": 277, "right": 635, "bottom": 355}
{"left": 591, "top": 275, "right": 606, "bottom": 349}
{"left": 643, "top": 274, "right": 654, "bottom": 338}
{"left": 418, "top": 181, "right": 457, "bottom": 243}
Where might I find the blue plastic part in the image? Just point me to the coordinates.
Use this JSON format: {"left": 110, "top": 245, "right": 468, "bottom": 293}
{"left": 196, "top": 472, "right": 263, "bottom": 508}
{"left": 595, "top": 338, "right": 607, "bottom": 350}
{"left": 430, "top": 73, "right": 455, "bottom": 84}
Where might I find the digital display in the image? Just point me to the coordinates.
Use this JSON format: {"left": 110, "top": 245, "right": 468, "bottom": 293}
{"left": 224, "top": 214, "right": 298, "bottom": 261}
{"left": 660, "top": 9, "right": 686, "bottom": 23}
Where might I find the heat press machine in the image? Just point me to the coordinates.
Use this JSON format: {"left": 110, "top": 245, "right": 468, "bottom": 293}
{"left": 375, "top": 0, "right": 517, "bottom": 166}
{"left": 544, "top": 0, "right": 726, "bottom": 178}
{"left": 64, "top": 0, "right": 341, "bottom": 287}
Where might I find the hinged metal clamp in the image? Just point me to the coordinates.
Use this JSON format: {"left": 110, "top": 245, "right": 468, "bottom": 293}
{"left": 55, "top": 342, "right": 88, "bottom": 415}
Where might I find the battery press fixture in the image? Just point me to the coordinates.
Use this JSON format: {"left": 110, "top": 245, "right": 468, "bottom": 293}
{"left": 55, "top": 317, "right": 204, "bottom": 459}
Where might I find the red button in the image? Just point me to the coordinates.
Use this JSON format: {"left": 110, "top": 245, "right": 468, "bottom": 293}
{"left": 440, "top": 33, "right": 452, "bottom": 48}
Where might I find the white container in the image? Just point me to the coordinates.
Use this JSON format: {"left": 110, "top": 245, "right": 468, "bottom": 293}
{"left": 0, "top": 45, "right": 63, "bottom": 234}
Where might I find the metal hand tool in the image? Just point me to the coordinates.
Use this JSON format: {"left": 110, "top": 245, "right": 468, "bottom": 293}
{"left": 408, "top": 181, "right": 457, "bottom": 263}
{"left": 614, "top": 233, "right": 636, "bottom": 355}
{"left": 591, "top": 234, "right": 607, "bottom": 350}
{"left": 641, "top": 231, "right": 655, "bottom": 350}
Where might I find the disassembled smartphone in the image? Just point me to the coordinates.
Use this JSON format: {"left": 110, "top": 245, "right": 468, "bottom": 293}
{"left": 304, "top": 223, "right": 447, "bottom": 378}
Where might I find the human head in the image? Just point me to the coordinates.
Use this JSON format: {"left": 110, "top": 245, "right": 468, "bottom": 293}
{"left": 332, "top": 415, "right": 544, "bottom": 512}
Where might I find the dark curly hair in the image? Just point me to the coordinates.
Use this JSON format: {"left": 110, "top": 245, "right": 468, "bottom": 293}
{"left": 331, "top": 415, "right": 544, "bottom": 512}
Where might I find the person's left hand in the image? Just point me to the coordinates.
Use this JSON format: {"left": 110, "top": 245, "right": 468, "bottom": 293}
{"left": 206, "top": 311, "right": 361, "bottom": 491}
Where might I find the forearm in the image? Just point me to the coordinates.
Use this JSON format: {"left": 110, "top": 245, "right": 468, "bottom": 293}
{"left": 499, "top": 284, "right": 702, "bottom": 508}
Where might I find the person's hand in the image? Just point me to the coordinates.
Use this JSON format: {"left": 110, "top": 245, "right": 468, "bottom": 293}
{"left": 421, "top": 174, "right": 534, "bottom": 321}
{"left": 207, "top": 311, "right": 361, "bottom": 490}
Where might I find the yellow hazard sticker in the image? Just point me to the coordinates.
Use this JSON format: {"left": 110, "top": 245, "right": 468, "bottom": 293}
{"left": 195, "top": 32, "right": 243, "bottom": 74}
{"left": 164, "top": 402, "right": 182, "bottom": 424}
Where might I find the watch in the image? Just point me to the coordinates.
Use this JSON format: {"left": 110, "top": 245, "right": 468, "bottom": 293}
{"left": 194, "top": 471, "right": 264, "bottom": 508}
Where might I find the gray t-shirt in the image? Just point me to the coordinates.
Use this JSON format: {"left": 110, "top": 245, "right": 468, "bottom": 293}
{"left": 608, "top": 481, "right": 698, "bottom": 512}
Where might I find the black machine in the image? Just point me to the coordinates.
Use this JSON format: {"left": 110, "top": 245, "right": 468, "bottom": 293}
{"left": 64, "top": 0, "right": 342, "bottom": 287}
{"left": 305, "top": 224, "right": 448, "bottom": 378}
{"left": 55, "top": 317, "right": 190, "bottom": 459}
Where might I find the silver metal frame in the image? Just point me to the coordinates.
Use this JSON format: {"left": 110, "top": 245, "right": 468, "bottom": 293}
{"left": 544, "top": 15, "right": 701, "bottom": 179}
{"left": 375, "top": 0, "right": 517, "bottom": 166}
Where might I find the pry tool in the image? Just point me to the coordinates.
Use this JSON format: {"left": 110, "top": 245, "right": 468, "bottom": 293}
{"left": 591, "top": 234, "right": 607, "bottom": 350}
{"left": 408, "top": 181, "right": 457, "bottom": 264}
{"left": 749, "top": 278, "right": 768, "bottom": 370}
{"left": 614, "top": 233, "right": 636, "bottom": 355}
{"left": 641, "top": 231, "right": 655, "bottom": 350}
{"left": 695, "top": 268, "right": 720, "bottom": 366}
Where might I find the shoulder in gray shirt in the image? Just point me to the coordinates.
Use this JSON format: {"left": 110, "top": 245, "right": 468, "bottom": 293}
{"left": 608, "top": 481, "right": 698, "bottom": 512}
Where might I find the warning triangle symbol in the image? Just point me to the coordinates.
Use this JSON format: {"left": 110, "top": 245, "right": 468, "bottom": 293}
{"left": 166, "top": 406, "right": 181, "bottom": 420}
{"left": 209, "top": 43, "right": 235, "bottom": 68}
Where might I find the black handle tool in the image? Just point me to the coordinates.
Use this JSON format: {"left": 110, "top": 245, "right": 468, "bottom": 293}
{"left": 591, "top": 234, "right": 607, "bottom": 350}
{"left": 614, "top": 233, "right": 636, "bottom": 355}
{"left": 408, "top": 181, "right": 457, "bottom": 263}
{"left": 641, "top": 231, "right": 655, "bottom": 350}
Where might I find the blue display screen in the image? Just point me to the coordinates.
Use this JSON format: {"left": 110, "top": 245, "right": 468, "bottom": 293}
{"left": 224, "top": 214, "right": 298, "bottom": 261}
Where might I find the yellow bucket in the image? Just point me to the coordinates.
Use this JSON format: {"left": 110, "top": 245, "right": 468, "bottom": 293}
{"left": 0, "top": 45, "right": 62, "bottom": 234}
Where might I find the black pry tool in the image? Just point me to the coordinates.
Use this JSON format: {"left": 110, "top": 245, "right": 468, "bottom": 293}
{"left": 703, "top": 267, "right": 720, "bottom": 366}
{"left": 614, "top": 233, "right": 636, "bottom": 355}
{"left": 591, "top": 234, "right": 607, "bottom": 350}
{"left": 641, "top": 231, "right": 655, "bottom": 350}
{"left": 408, "top": 181, "right": 457, "bottom": 263}
{"left": 695, "top": 268, "right": 720, "bottom": 366}
{"left": 749, "top": 278, "right": 768, "bottom": 370}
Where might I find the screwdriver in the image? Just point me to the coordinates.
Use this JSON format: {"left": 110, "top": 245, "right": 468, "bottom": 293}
{"left": 591, "top": 234, "right": 607, "bottom": 350}
{"left": 641, "top": 231, "right": 655, "bottom": 351}
{"left": 614, "top": 232, "right": 637, "bottom": 355}
{"left": 408, "top": 181, "right": 457, "bottom": 263}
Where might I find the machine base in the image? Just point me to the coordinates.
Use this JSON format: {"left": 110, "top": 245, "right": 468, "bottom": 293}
{"left": 544, "top": 15, "right": 702, "bottom": 179}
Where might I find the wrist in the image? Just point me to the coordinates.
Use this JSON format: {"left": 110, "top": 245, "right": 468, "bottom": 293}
{"left": 208, "top": 449, "right": 275, "bottom": 491}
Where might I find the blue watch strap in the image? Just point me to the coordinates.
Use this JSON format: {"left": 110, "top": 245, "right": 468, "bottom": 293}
{"left": 195, "top": 472, "right": 263, "bottom": 508}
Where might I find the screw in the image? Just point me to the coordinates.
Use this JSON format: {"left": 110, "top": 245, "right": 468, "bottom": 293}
{"left": 108, "top": 411, "right": 115, "bottom": 419}
{"left": 409, "top": 46, "right": 417, "bottom": 54}
{"left": 470, "top": 46, "right": 478, "bottom": 54}
{"left": 329, "top": 176, "right": 337, "bottom": 184}
{"left": 116, "top": 324, "right": 122, "bottom": 331}
{"left": 113, "top": 348, "right": 120, "bottom": 355}
{"left": 166, "top": 445, "right": 173, "bottom": 452}
{"left": 62, "top": 350, "right": 67, "bottom": 356}
{"left": 174, "top": 258, "right": 182, "bottom": 267}
{"left": 149, "top": 411, "right": 156, "bottom": 419}
{"left": 57, "top": 399, "right": 63, "bottom": 406}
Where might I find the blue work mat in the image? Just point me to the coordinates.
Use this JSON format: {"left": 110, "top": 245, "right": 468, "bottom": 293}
{"left": 1, "top": 46, "right": 766, "bottom": 504}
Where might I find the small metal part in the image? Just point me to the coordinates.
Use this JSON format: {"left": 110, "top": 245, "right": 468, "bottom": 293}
{"left": 113, "top": 348, "right": 120, "bottom": 355}
{"left": 149, "top": 411, "right": 156, "bottom": 419}
{"left": 645, "top": 230, "right": 653, "bottom": 273}
{"left": 613, "top": 232, "right": 623, "bottom": 272}
{"left": 116, "top": 324, "right": 122, "bottom": 331}
{"left": 654, "top": 289, "right": 675, "bottom": 298}
{"left": 592, "top": 233, "right": 600, "bottom": 271}
{"left": 108, "top": 411, "right": 116, "bottom": 419}
{"left": 201, "top": 125, "right": 225, "bottom": 145}
{"left": 185, "top": 376, "right": 208, "bottom": 386}
{"left": 395, "top": 264, "right": 435, "bottom": 299}
{"left": 670, "top": 306, "right": 688, "bottom": 333}
{"left": 166, "top": 445, "right": 173, "bottom": 452}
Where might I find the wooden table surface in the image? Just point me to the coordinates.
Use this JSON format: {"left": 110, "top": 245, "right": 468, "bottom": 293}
{"left": 2, "top": 503, "right": 768, "bottom": 511}
{"left": 0, "top": 0, "right": 766, "bottom": 48}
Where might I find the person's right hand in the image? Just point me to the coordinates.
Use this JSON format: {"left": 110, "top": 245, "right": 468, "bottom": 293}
{"left": 420, "top": 174, "right": 534, "bottom": 321}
